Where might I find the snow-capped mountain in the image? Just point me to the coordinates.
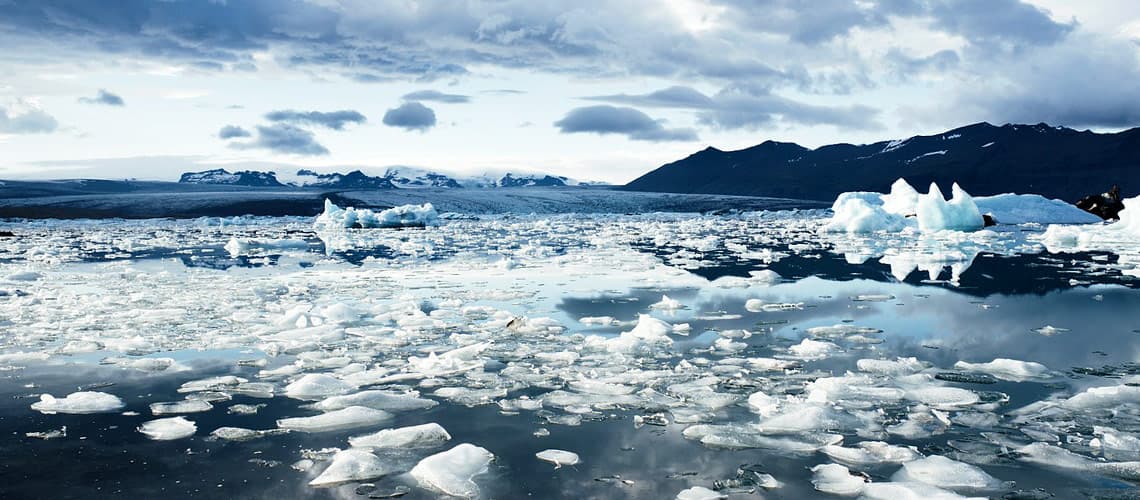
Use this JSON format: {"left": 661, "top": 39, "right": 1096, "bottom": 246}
{"left": 180, "top": 166, "right": 604, "bottom": 190}
{"left": 178, "top": 169, "right": 283, "bottom": 187}
{"left": 624, "top": 122, "right": 1140, "bottom": 202}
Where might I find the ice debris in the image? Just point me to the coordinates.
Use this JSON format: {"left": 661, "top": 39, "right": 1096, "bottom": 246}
{"left": 316, "top": 199, "right": 440, "bottom": 229}
{"left": 308, "top": 449, "right": 395, "bottom": 487}
{"left": 276, "top": 406, "right": 392, "bottom": 432}
{"left": 536, "top": 449, "right": 580, "bottom": 468}
{"left": 31, "top": 391, "right": 125, "bottom": 414}
{"left": 409, "top": 443, "right": 494, "bottom": 498}
{"left": 348, "top": 423, "right": 451, "bottom": 449}
{"left": 138, "top": 416, "right": 197, "bottom": 440}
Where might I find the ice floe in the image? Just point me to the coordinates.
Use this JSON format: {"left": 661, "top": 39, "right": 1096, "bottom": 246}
{"left": 276, "top": 406, "right": 393, "bottom": 432}
{"left": 348, "top": 423, "right": 451, "bottom": 449}
{"left": 138, "top": 416, "right": 197, "bottom": 440}
{"left": 308, "top": 449, "right": 394, "bottom": 487}
{"left": 31, "top": 391, "right": 125, "bottom": 414}
{"left": 316, "top": 199, "right": 440, "bottom": 229}
{"left": 409, "top": 443, "right": 494, "bottom": 498}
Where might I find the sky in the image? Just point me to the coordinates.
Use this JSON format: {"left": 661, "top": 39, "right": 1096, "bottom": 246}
{"left": 1, "top": 0, "right": 1139, "bottom": 184}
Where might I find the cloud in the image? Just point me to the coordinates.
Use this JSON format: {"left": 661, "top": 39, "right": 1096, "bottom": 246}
{"left": 553, "top": 105, "right": 698, "bottom": 142}
{"left": 264, "top": 110, "right": 366, "bottom": 130}
{"left": 232, "top": 124, "right": 328, "bottom": 155}
{"left": 0, "top": 105, "right": 58, "bottom": 134}
{"left": 382, "top": 102, "right": 437, "bottom": 131}
{"left": 586, "top": 85, "right": 881, "bottom": 131}
{"left": 401, "top": 90, "right": 470, "bottom": 103}
{"left": 217, "top": 125, "right": 251, "bottom": 139}
{"left": 78, "top": 89, "right": 124, "bottom": 106}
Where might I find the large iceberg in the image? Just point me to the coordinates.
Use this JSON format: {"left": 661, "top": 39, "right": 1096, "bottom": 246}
{"left": 826, "top": 178, "right": 1098, "bottom": 233}
{"left": 1042, "top": 195, "right": 1140, "bottom": 248}
{"left": 316, "top": 199, "right": 439, "bottom": 229}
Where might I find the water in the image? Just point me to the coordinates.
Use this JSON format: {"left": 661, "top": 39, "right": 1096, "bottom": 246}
{"left": 0, "top": 211, "right": 1137, "bottom": 499}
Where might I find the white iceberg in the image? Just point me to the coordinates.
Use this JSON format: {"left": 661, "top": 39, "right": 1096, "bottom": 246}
{"left": 284, "top": 373, "right": 355, "bottom": 400}
{"left": 409, "top": 443, "right": 494, "bottom": 498}
{"left": 308, "top": 449, "right": 395, "bottom": 487}
{"left": 535, "top": 449, "right": 580, "bottom": 468}
{"left": 138, "top": 416, "right": 197, "bottom": 440}
{"left": 316, "top": 199, "right": 440, "bottom": 229}
{"left": 349, "top": 423, "right": 451, "bottom": 449}
{"left": 891, "top": 455, "right": 1004, "bottom": 490}
{"left": 31, "top": 392, "right": 125, "bottom": 414}
{"left": 276, "top": 406, "right": 392, "bottom": 432}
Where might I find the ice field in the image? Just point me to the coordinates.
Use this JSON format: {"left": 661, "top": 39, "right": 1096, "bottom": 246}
{"left": 1, "top": 186, "right": 1140, "bottom": 499}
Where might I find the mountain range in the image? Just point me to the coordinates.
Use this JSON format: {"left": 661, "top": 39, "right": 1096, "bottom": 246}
{"left": 179, "top": 167, "right": 596, "bottom": 190}
{"left": 624, "top": 122, "right": 1140, "bottom": 201}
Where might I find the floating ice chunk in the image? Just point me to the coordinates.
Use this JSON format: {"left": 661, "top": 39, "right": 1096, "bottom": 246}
{"left": 1017, "top": 442, "right": 1140, "bottom": 481}
{"left": 676, "top": 486, "right": 726, "bottom": 500}
{"left": 569, "top": 378, "right": 637, "bottom": 395}
{"left": 1061, "top": 384, "right": 1140, "bottom": 410}
{"left": 6, "top": 270, "right": 42, "bottom": 281}
{"left": 860, "top": 482, "right": 985, "bottom": 500}
{"left": 974, "top": 194, "right": 1101, "bottom": 225}
{"left": 745, "top": 299, "right": 803, "bottom": 312}
{"left": 882, "top": 178, "right": 920, "bottom": 216}
{"left": 952, "top": 358, "right": 1050, "bottom": 382}
{"left": 787, "top": 338, "right": 841, "bottom": 360}
{"left": 316, "top": 199, "right": 440, "bottom": 229}
{"left": 535, "top": 449, "right": 580, "bottom": 468}
{"left": 746, "top": 391, "right": 780, "bottom": 416}
{"left": 407, "top": 342, "right": 489, "bottom": 377}
{"left": 31, "top": 391, "right": 125, "bottom": 414}
{"left": 916, "top": 183, "right": 983, "bottom": 232}
{"left": 308, "top": 449, "right": 395, "bottom": 487}
{"left": 650, "top": 295, "right": 684, "bottom": 311}
{"left": 857, "top": 357, "right": 926, "bottom": 375}
{"left": 409, "top": 443, "right": 494, "bottom": 498}
{"left": 209, "top": 426, "right": 284, "bottom": 441}
{"left": 891, "top": 455, "right": 1003, "bottom": 490}
{"left": 311, "top": 390, "right": 438, "bottom": 412}
{"left": 349, "top": 423, "right": 451, "bottom": 449}
{"left": 905, "top": 386, "right": 979, "bottom": 409}
{"left": 746, "top": 357, "right": 797, "bottom": 371}
{"left": 277, "top": 406, "right": 392, "bottom": 432}
{"left": 821, "top": 441, "right": 921, "bottom": 465}
{"left": 810, "top": 463, "right": 867, "bottom": 496}
{"left": 1031, "top": 325, "right": 1068, "bottom": 336}
{"left": 284, "top": 374, "right": 356, "bottom": 400}
{"left": 807, "top": 324, "right": 881, "bottom": 337}
{"left": 1041, "top": 195, "right": 1140, "bottom": 250}
{"left": 138, "top": 416, "right": 197, "bottom": 440}
{"left": 150, "top": 399, "right": 213, "bottom": 415}
{"left": 606, "top": 314, "right": 675, "bottom": 353}
{"left": 824, "top": 192, "right": 910, "bottom": 233}
{"left": 178, "top": 376, "right": 247, "bottom": 393}
{"left": 224, "top": 237, "right": 307, "bottom": 257}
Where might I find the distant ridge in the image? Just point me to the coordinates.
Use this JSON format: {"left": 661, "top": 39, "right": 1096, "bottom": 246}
{"left": 624, "top": 122, "right": 1140, "bottom": 201}
{"left": 178, "top": 167, "right": 594, "bottom": 190}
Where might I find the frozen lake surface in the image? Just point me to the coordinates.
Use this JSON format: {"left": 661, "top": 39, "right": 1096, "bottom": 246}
{"left": 0, "top": 208, "right": 1138, "bottom": 499}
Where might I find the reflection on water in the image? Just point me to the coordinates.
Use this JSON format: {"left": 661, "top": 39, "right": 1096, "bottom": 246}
{"left": 0, "top": 212, "right": 1138, "bottom": 499}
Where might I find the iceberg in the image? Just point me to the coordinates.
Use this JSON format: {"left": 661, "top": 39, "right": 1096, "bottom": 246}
{"left": 138, "top": 416, "right": 197, "bottom": 440}
{"left": 826, "top": 178, "right": 1097, "bottom": 233}
{"left": 31, "top": 391, "right": 125, "bottom": 414}
{"left": 535, "top": 449, "right": 580, "bottom": 468}
{"left": 409, "top": 443, "right": 494, "bottom": 498}
{"left": 308, "top": 449, "right": 394, "bottom": 487}
{"left": 316, "top": 199, "right": 440, "bottom": 229}
{"left": 348, "top": 423, "right": 451, "bottom": 449}
{"left": 276, "top": 406, "right": 393, "bottom": 432}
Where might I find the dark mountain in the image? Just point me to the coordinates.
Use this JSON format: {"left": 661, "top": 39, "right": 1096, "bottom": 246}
{"left": 294, "top": 169, "right": 395, "bottom": 189}
{"left": 498, "top": 173, "right": 568, "bottom": 187}
{"left": 179, "top": 169, "right": 283, "bottom": 187}
{"left": 624, "top": 122, "right": 1140, "bottom": 201}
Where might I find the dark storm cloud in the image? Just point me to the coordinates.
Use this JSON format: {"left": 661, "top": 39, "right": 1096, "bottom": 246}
{"left": 264, "top": 110, "right": 366, "bottom": 130}
{"left": 0, "top": 106, "right": 58, "bottom": 134}
{"left": 217, "top": 125, "right": 251, "bottom": 139}
{"left": 928, "top": 0, "right": 1075, "bottom": 48}
{"left": 401, "top": 90, "right": 470, "bottom": 104}
{"left": 382, "top": 102, "right": 437, "bottom": 131}
{"left": 554, "top": 106, "right": 698, "bottom": 142}
{"left": 233, "top": 124, "right": 328, "bottom": 155}
{"left": 586, "top": 85, "right": 881, "bottom": 131}
{"left": 78, "top": 89, "right": 125, "bottom": 106}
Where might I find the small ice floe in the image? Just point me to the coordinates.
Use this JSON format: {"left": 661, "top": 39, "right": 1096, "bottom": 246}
{"left": 891, "top": 455, "right": 1005, "bottom": 490}
{"left": 31, "top": 391, "right": 125, "bottom": 414}
{"left": 209, "top": 427, "right": 286, "bottom": 442}
{"left": 284, "top": 373, "right": 356, "bottom": 400}
{"left": 952, "top": 358, "right": 1051, "bottom": 382}
{"left": 227, "top": 403, "right": 265, "bottom": 415}
{"left": 26, "top": 426, "right": 67, "bottom": 440}
{"left": 223, "top": 237, "right": 308, "bottom": 257}
{"left": 650, "top": 295, "right": 684, "bottom": 311}
{"left": 787, "top": 338, "right": 841, "bottom": 360}
{"left": 821, "top": 441, "right": 922, "bottom": 465}
{"left": 348, "top": 423, "right": 451, "bottom": 449}
{"left": 409, "top": 443, "right": 494, "bottom": 498}
{"left": 311, "top": 390, "right": 438, "bottom": 412}
{"left": 676, "top": 486, "right": 726, "bottom": 500}
{"left": 276, "top": 406, "right": 392, "bottom": 433}
{"left": 1031, "top": 325, "right": 1069, "bottom": 336}
{"left": 856, "top": 357, "right": 927, "bottom": 376}
{"left": 138, "top": 416, "right": 197, "bottom": 440}
{"left": 535, "top": 449, "right": 580, "bottom": 468}
{"left": 744, "top": 299, "right": 804, "bottom": 312}
{"left": 810, "top": 463, "right": 869, "bottom": 495}
{"left": 150, "top": 399, "right": 213, "bottom": 415}
{"left": 316, "top": 199, "right": 440, "bottom": 229}
{"left": 308, "top": 449, "right": 394, "bottom": 487}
